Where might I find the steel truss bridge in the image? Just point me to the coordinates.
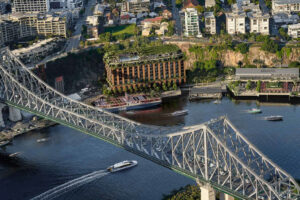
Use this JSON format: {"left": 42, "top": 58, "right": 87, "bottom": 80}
{"left": 0, "top": 47, "right": 299, "bottom": 200}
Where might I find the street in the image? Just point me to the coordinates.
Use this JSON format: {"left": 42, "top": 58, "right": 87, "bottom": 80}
{"left": 171, "top": 0, "right": 182, "bottom": 36}
{"left": 65, "top": 0, "right": 97, "bottom": 52}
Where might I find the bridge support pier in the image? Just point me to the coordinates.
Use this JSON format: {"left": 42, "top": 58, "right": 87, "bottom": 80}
{"left": 200, "top": 184, "right": 216, "bottom": 200}
{"left": 8, "top": 106, "right": 22, "bottom": 122}
{"left": 220, "top": 193, "right": 235, "bottom": 200}
{"left": 0, "top": 103, "right": 6, "bottom": 127}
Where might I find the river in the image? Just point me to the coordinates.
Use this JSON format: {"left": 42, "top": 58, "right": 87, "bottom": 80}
{"left": 1, "top": 94, "right": 300, "bottom": 200}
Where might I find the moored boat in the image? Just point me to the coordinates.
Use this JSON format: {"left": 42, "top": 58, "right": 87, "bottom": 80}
{"left": 247, "top": 108, "right": 262, "bottom": 114}
{"left": 107, "top": 160, "right": 138, "bottom": 172}
{"left": 264, "top": 115, "right": 283, "bottom": 121}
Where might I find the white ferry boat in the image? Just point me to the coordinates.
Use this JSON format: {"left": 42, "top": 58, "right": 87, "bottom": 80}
{"left": 107, "top": 160, "right": 138, "bottom": 172}
{"left": 37, "top": 138, "right": 49, "bottom": 143}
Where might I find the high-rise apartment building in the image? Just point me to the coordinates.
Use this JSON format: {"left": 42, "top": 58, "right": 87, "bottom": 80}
{"left": 183, "top": 8, "right": 201, "bottom": 37}
{"left": 12, "top": 0, "right": 49, "bottom": 13}
{"left": 272, "top": 0, "right": 300, "bottom": 14}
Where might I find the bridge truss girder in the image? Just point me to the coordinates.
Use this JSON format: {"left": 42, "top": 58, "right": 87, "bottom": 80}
{"left": 0, "top": 48, "right": 299, "bottom": 200}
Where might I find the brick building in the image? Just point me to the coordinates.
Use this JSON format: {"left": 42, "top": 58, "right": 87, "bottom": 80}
{"left": 104, "top": 45, "right": 186, "bottom": 91}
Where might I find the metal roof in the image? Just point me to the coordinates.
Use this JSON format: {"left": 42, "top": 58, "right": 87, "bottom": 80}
{"left": 236, "top": 68, "right": 299, "bottom": 76}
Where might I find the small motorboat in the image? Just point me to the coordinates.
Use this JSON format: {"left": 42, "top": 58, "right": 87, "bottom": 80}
{"left": 107, "top": 160, "right": 138, "bottom": 172}
{"left": 264, "top": 115, "right": 283, "bottom": 121}
{"left": 247, "top": 108, "right": 262, "bottom": 114}
{"left": 170, "top": 110, "right": 188, "bottom": 116}
{"left": 37, "top": 138, "right": 49, "bottom": 143}
{"left": 213, "top": 100, "right": 221, "bottom": 104}
{"left": 9, "top": 152, "right": 21, "bottom": 157}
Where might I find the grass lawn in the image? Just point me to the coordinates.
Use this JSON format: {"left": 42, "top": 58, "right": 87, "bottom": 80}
{"left": 104, "top": 24, "right": 136, "bottom": 36}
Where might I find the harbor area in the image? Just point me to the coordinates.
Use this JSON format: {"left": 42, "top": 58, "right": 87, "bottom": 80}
{"left": 227, "top": 68, "right": 300, "bottom": 100}
{"left": 0, "top": 116, "right": 56, "bottom": 146}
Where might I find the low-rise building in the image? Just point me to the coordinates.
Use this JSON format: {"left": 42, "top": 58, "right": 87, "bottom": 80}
{"left": 273, "top": 13, "right": 299, "bottom": 24}
{"left": 272, "top": 0, "right": 300, "bottom": 14}
{"left": 162, "top": 9, "right": 172, "bottom": 19}
{"left": 183, "top": 8, "right": 201, "bottom": 37}
{"left": 248, "top": 10, "right": 270, "bottom": 35}
{"left": 121, "top": 0, "right": 150, "bottom": 14}
{"left": 205, "top": 0, "right": 215, "bottom": 8}
{"left": 155, "top": 22, "right": 168, "bottom": 35}
{"left": 104, "top": 45, "right": 186, "bottom": 91}
{"left": 204, "top": 12, "right": 216, "bottom": 35}
{"left": 288, "top": 23, "right": 300, "bottom": 38}
{"left": 12, "top": 38, "right": 64, "bottom": 64}
{"left": 235, "top": 68, "right": 299, "bottom": 80}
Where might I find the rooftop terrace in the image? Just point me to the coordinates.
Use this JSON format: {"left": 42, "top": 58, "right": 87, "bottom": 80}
{"left": 104, "top": 44, "right": 183, "bottom": 67}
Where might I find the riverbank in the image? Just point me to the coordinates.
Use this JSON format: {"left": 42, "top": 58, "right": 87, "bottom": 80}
{"left": 0, "top": 118, "right": 57, "bottom": 146}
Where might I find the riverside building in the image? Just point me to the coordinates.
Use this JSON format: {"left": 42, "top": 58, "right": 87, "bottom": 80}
{"left": 272, "top": 0, "right": 300, "bottom": 14}
{"left": 104, "top": 45, "right": 186, "bottom": 91}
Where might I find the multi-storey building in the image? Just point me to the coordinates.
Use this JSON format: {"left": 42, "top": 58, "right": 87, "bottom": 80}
{"left": 104, "top": 45, "right": 186, "bottom": 91}
{"left": 272, "top": 0, "right": 300, "bottom": 14}
{"left": 226, "top": 11, "right": 246, "bottom": 34}
{"left": 204, "top": 12, "right": 216, "bottom": 34}
{"left": 288, "top": 23, "right": 300, "bottom": 38}
{"left": 12, "top": 0, "right": 49, "bottom": 13}
{"left": 183, "top": 8, "right": 201, "bottom": 37}
{"left": 0, "top": 13, "right": 67, "bottom": 45}
{"left": 0, "top": 1, "right": 7, "bottom": 14}
{"left": 248, "top": 10, "right": 270, "bottom": 35}
{"left": 205, "top": 0, "right": 215, "bottom": 8}
{"left": 121, "top": 0, "right": 150, "bottom": 14}
{"left": 0, "top": 19, "right": 19, "bottom": 46}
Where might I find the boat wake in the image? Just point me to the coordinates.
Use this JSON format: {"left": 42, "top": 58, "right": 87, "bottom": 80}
{"left": 30, "top": 170, "right": 109, "bottom": 200}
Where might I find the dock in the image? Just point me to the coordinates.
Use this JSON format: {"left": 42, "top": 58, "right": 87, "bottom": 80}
{"left": 189, "top": 87, "right": 223, "bottom": 100}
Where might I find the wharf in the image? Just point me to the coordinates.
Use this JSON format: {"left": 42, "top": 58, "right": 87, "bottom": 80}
{"left": 188, "top": 87, "right": 223, "bottom": 100}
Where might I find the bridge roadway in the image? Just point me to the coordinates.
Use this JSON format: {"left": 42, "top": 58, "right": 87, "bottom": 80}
{"left": 0, "top": 47, "right": 299, "bottom": 200}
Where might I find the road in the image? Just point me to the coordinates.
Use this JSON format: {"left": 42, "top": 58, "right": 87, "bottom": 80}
{"left": 171, "top": 0, "right": 182, "bottom": 36}
{"left": 65, "top": 0, "right": 97, "bottom": 52}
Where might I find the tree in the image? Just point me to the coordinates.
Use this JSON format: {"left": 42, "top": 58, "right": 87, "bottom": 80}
{"left": 256, "top": 80, "right": 261, "bottom": 92}
{"left": 235, "top": 43, "right": 249, "bottom": 54}
{"left": 162, "top": 82, "right": 168, "bottom": 91}
{"left": 175, "top": 0, "right": 182, "bottom": 8}
{"left": 173, "top": 83, "right": 178, "bottom": 90}
{"left": 162, "top": 185, "right": 200, "bottom": 200}
{"left": 246, "top": 80, "right": 251, "bottom": 90}
{"left": 261, "top": 38, "right": 279, "bottom": 53}
{"left": 279, "top": 28, "right": 289, "bottom": 41}
{"left": 195, "top": 5, "right": 204, "bottom": 13}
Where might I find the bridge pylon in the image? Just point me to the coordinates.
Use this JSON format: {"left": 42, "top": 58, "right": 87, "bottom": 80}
{"left": 197, "top": 178, "right": 216, "bottom": 200}
{"left": 220, "top": 193, "right": 235, "bottom": 200}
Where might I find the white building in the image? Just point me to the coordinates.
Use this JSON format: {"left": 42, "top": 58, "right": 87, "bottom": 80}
{"left": 226, "top": 10, "right": 246, "bottom": 34}
{"left": 272, "top": 0, "right": 300, "bottom": 14}
{"left": 204, "top": 12, "right": 216, "bottom": 34}
{"left": 248, "top": 10, "right": 270, "bottom": 35}
{"left": 288, "top": 23, "right": 300, "bottom": 38}
{"left": 205, "top": 0, "right": 215, "bottom": 8}
{"left": 12, "top": 0, "right": 49, "bottom": 13}
{"left": 183, "top": 8, "right": 201, "bottom": 37}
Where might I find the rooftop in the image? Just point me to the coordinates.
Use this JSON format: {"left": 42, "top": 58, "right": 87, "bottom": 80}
{"left": 204, "top": 12, "right": 215, "bottom": 18}
{"left": 274, "top": 0, "right": 300, "bottom": 4}
{"left": 236, "top": 68, "right": 299, "bottom": 78}
{"left": 183, "top": 0, "right": 199, "bottom": 9}
{"left": 104, "top": 44, "right": 182, "bottom": 67}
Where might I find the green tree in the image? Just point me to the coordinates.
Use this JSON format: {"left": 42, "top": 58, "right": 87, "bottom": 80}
{"left": 261, "top": 38, "right": 279, "bottom": 53}
{"left": 162, "top": 82, "right": 167, "bottom": 91}
{"left": 162, "top": 185, "right": 201, "bottom": 200}
{"left": 235, "top": 43, "right": 249, "bottom": 54}
{"left": 256, "top": 80, "right": 261, "bottom": 92}
{"left": 246, "top": 80, "right": 251, "bottom": 90}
